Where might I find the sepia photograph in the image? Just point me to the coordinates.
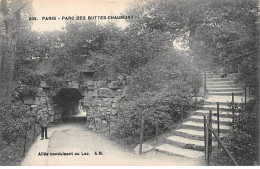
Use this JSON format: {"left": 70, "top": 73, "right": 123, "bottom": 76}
{"left": 0, "top": 0, "right": 259, "bottom": 166}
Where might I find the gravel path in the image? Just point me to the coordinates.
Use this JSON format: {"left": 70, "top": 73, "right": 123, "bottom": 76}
{"left": 21, "top": 123, "right": 201, "bottom": 166}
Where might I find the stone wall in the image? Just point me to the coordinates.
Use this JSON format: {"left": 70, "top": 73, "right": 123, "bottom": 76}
{"left": 81, "top": 74, "right": 127, "bottom": 130}
{"left": 32, "top": 73, "right": 128, "bottom": 130}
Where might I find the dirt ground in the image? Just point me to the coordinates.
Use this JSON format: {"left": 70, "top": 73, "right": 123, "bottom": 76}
{"left": 21, "top": 122, "right": 202, "bottom": 166}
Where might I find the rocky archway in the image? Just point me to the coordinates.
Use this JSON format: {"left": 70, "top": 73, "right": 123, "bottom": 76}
{"left": 52, "top": 88, "right": 84, "bottom": 122}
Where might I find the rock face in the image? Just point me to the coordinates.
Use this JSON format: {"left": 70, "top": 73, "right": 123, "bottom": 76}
{"left": 31, "top": 73, "right": 127, "bottom": 130}
{"left": 83, "top": 75, "right": 127, "bottom": 130}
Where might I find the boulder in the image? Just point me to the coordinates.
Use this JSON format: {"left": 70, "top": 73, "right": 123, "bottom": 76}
{"left": 110, "top": 108, "right": 118, "bottom": 116}
{"left": 37, "top": 88, "right": 46, "bottom": 97}
{"left": 113, "top": 96, "right": 122, "bottom": 102}
{"left": 40, "top": 81, "right": 50, "bottom": 88}
{"left": 99, "top": 107, "right": 109, "bottom": 115}
{"left": 108, "top": 70, "right": 119, "bottom": 81}
{"left": 108, "top": 81, "right": 122, "bottom": 89}
{"left": 134, "top": 144, "right": 154, "bottom": 154}
{"left": 96, "top": 81, "right": 108, "bottom": 88}
{"left": 116, "top": 89, "right": 123, "bottom": 96}
{"left": 112, "top": 102, "right": 118, "bottom": 108}
{"left": 109, "top": 115, "right": 118, "bottom": 122}
{"left": 82, "top": 81, "right": 96, "bottom": 90}
{"left": 98, "top": 88, "right": 116, "bottom": 98}
{"left": 102, "top": 98, "right": 112, "bottom": 107}
{"left": 125, "top": 76, "right": 131, "bottom": 85}
{"left": 68, "top": 81, "right": 79, "bottom": 88}
{"left": 93, "top": 99, "right": 102, "bottom": 107}
{"left": 117, "top": 75, "right": 125, "bottom": 81}
{"left": 83, "top": 89, "right": 88, "bottom": 95}
{"left": 85, "top": 90, "right": 97, "bottom": 98}
{"left": 82, "top": 81, "right": 88, "bottom": 87}
{"left": 24, "top": 99, "right": 35, "bottom": 105}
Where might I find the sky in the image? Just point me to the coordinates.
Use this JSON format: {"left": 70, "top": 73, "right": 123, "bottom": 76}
{"left": 31, "top": 0, "right": 133, "bottom": 32}
{"left": 30, "top": 0, "right": 187, "bottom": 50}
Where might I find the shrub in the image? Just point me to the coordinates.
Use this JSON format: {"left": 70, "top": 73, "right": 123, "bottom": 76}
{"left": 0, "top": 99, "right": 33, "bottom": 145}
{"left": 211, "top": 100, "right": 259, "bottom": 166}
{"left": 114, "top": 50, "right": 201, "bottom": 140}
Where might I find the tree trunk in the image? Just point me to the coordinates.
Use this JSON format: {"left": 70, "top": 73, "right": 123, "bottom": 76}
{"left": 0, "top": 12, "right": 21, "bottom": 99}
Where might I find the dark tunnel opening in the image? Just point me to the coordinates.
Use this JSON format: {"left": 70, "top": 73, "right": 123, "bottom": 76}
{"left": 53, "top": 88, "right": 84, "bottom": 122}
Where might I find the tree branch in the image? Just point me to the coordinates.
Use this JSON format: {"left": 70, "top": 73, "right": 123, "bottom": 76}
{"left": 12, "top": 0, "right": 33, "bottom": 14}
{"left": 0, "top": 0, "right": 9, "bottom": 15}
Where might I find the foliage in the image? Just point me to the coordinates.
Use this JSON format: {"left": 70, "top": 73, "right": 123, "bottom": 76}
{"left": 0, "top": 99, "right": 34, "bottom": 145}
{"left": 126, "top": 0, "right": 258, "bottom": 95}
{"left": 62, "top": 20, "right": 173, "bottom": 75}
{"left": 0, "top": 99, "right": 41, "bottom": 166}
{"left": 211, "top": 100, "right": 259, "bottom": 165}
{"left": 114, "top": 50, "right": 200, "bottom": 138}
{"left": 0, "top": 0, "right": 258, "bottom": 165}
{"left": 109, "top": 27, "right": 173, "bottom": 74}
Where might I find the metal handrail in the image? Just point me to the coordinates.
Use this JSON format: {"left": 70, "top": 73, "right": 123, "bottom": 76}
{"left": 204, "top": 113, "right": 239, "bottom": 166}
{"left": 212, "top": 51, "right": 257, "bottom": 73}
{"left": 209, "top": 126, "right": 239, "bottom": 166}
{"left": 202, "top": 51, "right": 256, "bottom": 74}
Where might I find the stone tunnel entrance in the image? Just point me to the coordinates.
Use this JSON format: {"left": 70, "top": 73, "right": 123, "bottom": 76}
{"left": 53, "top": 88, "right": 85, "bottom": 122}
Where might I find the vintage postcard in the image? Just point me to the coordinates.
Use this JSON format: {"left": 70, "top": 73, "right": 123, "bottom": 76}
{"left": 0, "top": 0, "right": 259, "bottom": 166}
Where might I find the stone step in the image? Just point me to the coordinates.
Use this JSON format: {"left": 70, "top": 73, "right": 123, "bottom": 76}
{"left": 205, "top": 72, "right": 221, "bottom": 74}
{"left": 206, "top": 74, "right": 222, "bottom": 78}
{"left": 204, "top": 101, "right": 229, "bottom": 106}
{"left": 166, "top": 135, "right": 205, "bottom": 147}
{"left": 189, "top": 115, "right": 232, "bottom": 125}
{"left": 206, "top": 84, "right": 238, "bottom": 88}
{"left": 206, "top": 78, "right": 230, "bottom": 82}
{"left": 166, "top": 135, "right": 217, "bottom": 151}
{"left": 205, "top": 95, "right": 245, "bottom": 104}
{"left": 195, "top": 109, "right": 234, "bottom": 117}
{"left": 204, "top": 101, "right": 229, "bottom": 105}
{"left": 208, "top": 91, "right": 244, "bottom": 96}
{"left": 207, "top": 87, "right": 242, "bottom": 92}
{"left": 201, "top": 104, "right": 231, "bottom": 111}
{"left": 174, "top": 128, "right": 219, "bottom": 141}
{"left": 155, "top": 144, "right": 204, "bottom": 159}
{"left": 207, "top": 81, "right": 234, "bottom": 85}
{"left": 182, "top": 121, "right": 230, "bottom": 131}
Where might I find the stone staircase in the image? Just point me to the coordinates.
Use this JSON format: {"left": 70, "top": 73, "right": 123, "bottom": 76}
{"left": 155, "top": 71, "right": 245, "bottom": 159}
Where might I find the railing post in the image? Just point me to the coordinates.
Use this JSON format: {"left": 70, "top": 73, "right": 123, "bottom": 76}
{"left": 195, "top": 92, "right": 198, "bottom": 109}
{"left": 123, "top": 116, "right": 126, "bottom": 148}
{"left": 108, "top": 114, "right": 111, "bottom": 137}
{"left": 181, "top": 104, "right": 183, "bottom": 125}
{"left": 204, "top": 115, "right": 207, "bottom": 161}
{"left": 209, "top": 110, "right": 213, "bottom": 152}
{"left": 204, "top": 72, "right": 207, "bottom": 97}
{"left": 206, "top": 115, "right": 210, "bottom": 166}
{"left": 33, "top": 118, "right": 36, "bottom": 141}
{"left": 232, "top": 93, "right": 234, "bottom": 123}
{"left": 23, "top": 125, "right": 28, "bottom": 156}
{"left": 244, "top": 85, "right": 247, "bottom": 104}
{"left": 94, "top": 118, "right": 97, "bottom": 131}
{"left": 217, "top": 102, "right": 220, "bottom": 149}
{"left": 156, "top": 118, "right": 159, "bottom": 145}
{"left": 139, "top": 115, "right": 145, "bottom": 155}
{"left": 224, "top": 57, "right": 227, "bottom": 77}
{"left": 209, "top": 126, "right": 239, "bottom": 166}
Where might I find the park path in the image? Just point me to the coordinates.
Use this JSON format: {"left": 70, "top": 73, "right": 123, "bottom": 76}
{"left": 21, "top": 122, "right": 201, "bottom": 166}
